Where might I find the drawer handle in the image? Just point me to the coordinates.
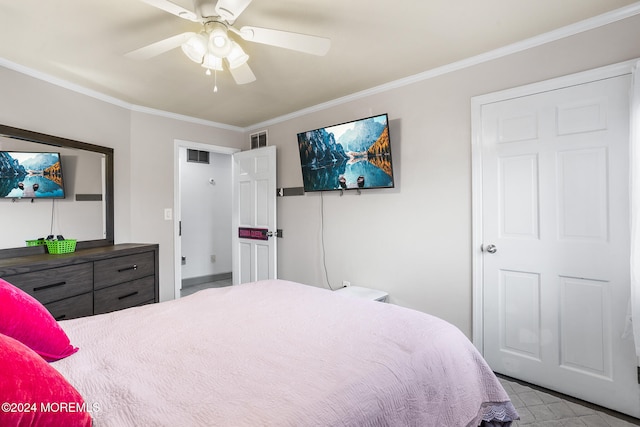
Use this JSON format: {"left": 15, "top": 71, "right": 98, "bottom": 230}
{"left": 118, "top": 291, "right": 139, "bottom": 300}
{"left": 118, "top": 264, "right": 138, "bottom": 273}
{"left": 55, "top": 314, "right": 67, "bottom": 321}
{"left": 33, "top": 281, "right": 66, "bottom": 292}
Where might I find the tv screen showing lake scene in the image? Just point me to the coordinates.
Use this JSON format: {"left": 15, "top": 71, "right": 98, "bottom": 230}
{"left": 0, "top": 151, "right": 66, "bottom": 198}
{"left": 297, "top": 113, "right": 394, "bottom": 192}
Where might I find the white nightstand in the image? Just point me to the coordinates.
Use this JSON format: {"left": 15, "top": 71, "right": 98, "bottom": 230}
{"left": 334, "top": 286, "right": 388, "bottom": 302}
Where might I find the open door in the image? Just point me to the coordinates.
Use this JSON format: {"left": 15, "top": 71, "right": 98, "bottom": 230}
{"left": 232, "top": 146, "right": 277, "bottom": 285}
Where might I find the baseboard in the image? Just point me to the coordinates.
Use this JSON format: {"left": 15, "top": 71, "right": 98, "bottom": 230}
{"left": 182, "top": 272, "right": 232, "bottom": 288}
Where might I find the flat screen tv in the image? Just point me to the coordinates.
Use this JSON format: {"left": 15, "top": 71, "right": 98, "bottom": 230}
{"left": 297, "top": 113, "right": 394, "bottom": 192}
{"left": 0, "top": 151, "right": 66, "bottom": 199}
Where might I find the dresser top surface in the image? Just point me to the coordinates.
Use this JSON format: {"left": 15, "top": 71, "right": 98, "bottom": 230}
{"left": 0, "top": 243, "right": 158, "bottom": 275}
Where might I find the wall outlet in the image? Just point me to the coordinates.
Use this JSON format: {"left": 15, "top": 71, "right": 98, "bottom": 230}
{"left": 210, "top": 255, "right": 216, "bottom": 263}
{"left": 164, "top": 208, "right": 172, "bottom": 220}
{"left": 342, "top": 280, "right": 351, "bottom": 287}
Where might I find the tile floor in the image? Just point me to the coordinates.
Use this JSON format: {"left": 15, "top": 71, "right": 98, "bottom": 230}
{"left": 499, "top": 376, "right": 640, "bottom": 426}
{"left": 179, "top": 281, "right": 640, "bottom": 427}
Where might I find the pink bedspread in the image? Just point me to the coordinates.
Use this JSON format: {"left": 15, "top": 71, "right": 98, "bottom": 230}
{"left": 52, "top": 279, "right": 517, "bottom": 426}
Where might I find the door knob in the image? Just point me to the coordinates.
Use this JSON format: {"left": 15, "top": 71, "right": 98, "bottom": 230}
{"left": 484, "top": 244, "right": 497, "bottom": 254}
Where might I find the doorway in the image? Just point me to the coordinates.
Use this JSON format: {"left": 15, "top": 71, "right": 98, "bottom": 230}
{"left": 471, "top": 60, "right": 639, "bottom": 417}
{"left": 173, "top": 139, "right": 240, "bottom": 299}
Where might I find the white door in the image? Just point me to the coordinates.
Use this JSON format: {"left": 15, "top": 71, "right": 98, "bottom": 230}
{"left": 232, "top": 146, "right": 277, "bottom": 285}
{"left": 480, "top": 75, "right": 640, "bottom": 417}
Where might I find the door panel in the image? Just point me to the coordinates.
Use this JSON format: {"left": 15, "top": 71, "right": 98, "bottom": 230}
{"left": 559, "top": 277, "right": 611, "bottom": 378}
{"left": 500, "top": 270, "right": 541, "bottom": 359}
{"left": 556, "top": 97, "right": 607, "bottom": 135}
{"left": 256, "top": 244, "right": 270, "bottom": 281}
{"left": 557, "top": 148, "right": 608, "bottom": 240}
{"left": 499, "top": 154, "right": 539, "bottom": 238}
{"left": 239, "top": 241, "right": 251, "bottom": 282}
{"left": 239, "top": 180, "right": 252, "bottom": 224}
{"left": 481, "top": 75, "right": 639, "bottom": 417}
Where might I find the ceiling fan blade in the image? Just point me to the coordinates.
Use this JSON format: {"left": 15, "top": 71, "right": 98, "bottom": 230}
{"left": 125, "top": 32, "right": 195, "bottom": 60}
{"left": 235, "top": 26, "right": 330, "bottom": 56}
{"left": 229, "top": 62, "right": 256, "bottom": 84}
{"left": 215, "top": 0, "right": 252, "bottom": 22}
{"left": 138, "top": 0, "right": 198, "bottom": 22}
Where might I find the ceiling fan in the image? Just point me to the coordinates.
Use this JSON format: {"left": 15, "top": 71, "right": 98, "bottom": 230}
{"left": 126, "top": 0, "right": 331, "bottom": 87}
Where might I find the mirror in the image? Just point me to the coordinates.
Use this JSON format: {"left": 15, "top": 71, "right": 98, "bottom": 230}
{"left": 0, "top": 124, "right": 114, "bottom": 258}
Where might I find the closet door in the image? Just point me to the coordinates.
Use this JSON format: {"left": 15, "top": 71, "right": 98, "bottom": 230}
{"left": 480, "top": 74, "right": 639, "bottom": 418}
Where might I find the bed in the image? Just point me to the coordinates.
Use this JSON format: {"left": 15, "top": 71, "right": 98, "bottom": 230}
{"left": 1, "top": 279, "right": 518, "bottom": 426}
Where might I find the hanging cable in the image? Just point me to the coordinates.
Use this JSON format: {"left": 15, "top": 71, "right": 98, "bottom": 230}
{"left": 320, "top": 192, "right": 333, "bottom": 290}
{"left": 50, "top": 199, "right": 55, "bottom": 236}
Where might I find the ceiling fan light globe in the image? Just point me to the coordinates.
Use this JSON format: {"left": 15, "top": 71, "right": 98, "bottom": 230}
{"left": 208, "top": 30, "right": 232, "bottom": 57}
{"left": 212, "top": 34, "right": 226, "bottom": 48}
{"left": 201, "top": 53, "right": 223, "bottom": 71}
{"left": 181, "top": 33, "right": 208, "bottom": 63}
{"left": 227, "top": 42, "right": 249, "bottom": 69}
{"left": 208, "top": 42, "right": 232, "bottom": 58}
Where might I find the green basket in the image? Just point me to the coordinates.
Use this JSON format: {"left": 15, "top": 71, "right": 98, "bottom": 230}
{"left": 25, "top": 239, "right": 47, "bottom": 247}
{"left": 45, "top": 239, "right": 77, "bottom": 254}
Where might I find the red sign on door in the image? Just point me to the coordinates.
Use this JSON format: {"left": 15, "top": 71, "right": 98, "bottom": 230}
{"left": 238, "top": 227, "right": 269, "bottom": 241}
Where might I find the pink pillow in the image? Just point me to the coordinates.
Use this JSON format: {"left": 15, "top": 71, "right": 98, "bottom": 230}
{"left": 0, "top": 278, "right": 78, "bottom": 361}
{"left": 0, "top": 333, "right": 92, "bottom": 427}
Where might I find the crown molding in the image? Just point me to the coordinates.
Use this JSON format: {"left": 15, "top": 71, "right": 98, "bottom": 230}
{"left": 128, "top": 104, "right": 243, "bottom": 132}
{"left": 0, "top": 57, "right": 133, "bottom": 111}
{"left": 245, "top": 2, "right": 640, "bottom": 132}
{"left": 0, "top": 58, "right": 242, "bottom": 133}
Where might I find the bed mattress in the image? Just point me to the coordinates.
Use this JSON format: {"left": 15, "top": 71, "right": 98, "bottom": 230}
{"left": 52, "top": 279, "right": 517, "bottom": 426}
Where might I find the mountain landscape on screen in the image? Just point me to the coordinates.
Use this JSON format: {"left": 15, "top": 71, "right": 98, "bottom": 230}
{"left": 0, "top": 152, "right": 65, "bottom": 198}
{"left": 297, "top": 114, "right": 394, "bottom": 192}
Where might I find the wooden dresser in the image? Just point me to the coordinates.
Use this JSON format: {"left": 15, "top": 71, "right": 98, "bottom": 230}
{"left": 0, "top": 243, "right": 159, "bottom": 320}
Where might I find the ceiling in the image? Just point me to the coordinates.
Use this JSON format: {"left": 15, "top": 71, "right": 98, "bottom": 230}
{"left": 0, "top": 0, "right": 637, "bottom": 128}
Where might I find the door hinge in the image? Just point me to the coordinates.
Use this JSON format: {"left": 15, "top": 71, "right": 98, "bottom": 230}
{"left": 637, "top": 366, "right": 640, "bottom": 385}
{"left": 179, "top": 221, "right": 182, "bottom": 237}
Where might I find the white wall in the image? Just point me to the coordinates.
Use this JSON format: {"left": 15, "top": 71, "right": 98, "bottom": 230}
{"left": 180, "top": 148, "right": 232, "bottom": 280}
{"left": 254, "top": 15, "right": 640, "bottom": 336}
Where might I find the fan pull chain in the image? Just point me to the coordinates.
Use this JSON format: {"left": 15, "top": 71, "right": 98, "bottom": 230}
{"left": 213, "top": 70, "right": 219, "bottom": 93}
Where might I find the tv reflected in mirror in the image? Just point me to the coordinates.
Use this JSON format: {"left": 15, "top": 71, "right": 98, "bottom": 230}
{"left": 0, "top": 151, "right": 66, "bottom": 198}
{"left": 297, "top": 113, "right": 394, "bottom": 192}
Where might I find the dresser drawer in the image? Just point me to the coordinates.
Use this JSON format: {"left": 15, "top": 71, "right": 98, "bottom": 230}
{"left": 94, "top": 276, "right": 155, "bottom": 314}
{"left": 94, "top": 252, "right": 155, "bottom": 290}
{"left": 4, "top": 263, "right": 93, "bottom": 304}
{"left": 45, "top": 292, "right": 93, "bottom": 321}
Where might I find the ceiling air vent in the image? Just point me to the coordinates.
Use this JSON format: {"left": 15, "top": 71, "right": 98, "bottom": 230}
{"left": 250, "top": 130, "right": 267, "bottom": 149}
